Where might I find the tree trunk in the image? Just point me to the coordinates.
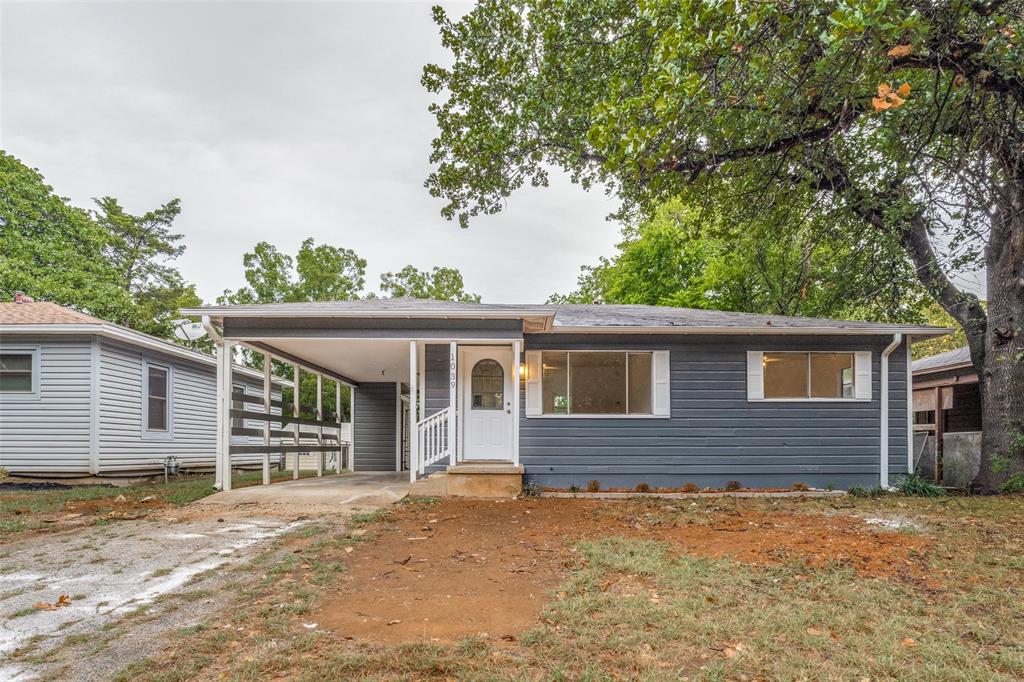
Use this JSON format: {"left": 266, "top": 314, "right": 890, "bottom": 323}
{"left": 972, "top": 185, "right": 1024, "bottom": 492}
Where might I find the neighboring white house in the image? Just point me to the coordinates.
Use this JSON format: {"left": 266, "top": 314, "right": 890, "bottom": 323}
{"left": 0, "top": 299, "right": 311, "bottom": 477}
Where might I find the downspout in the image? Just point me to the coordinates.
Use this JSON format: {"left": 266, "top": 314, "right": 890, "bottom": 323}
{"left": 879, "top": 333, "right": 903, "bottom": 489}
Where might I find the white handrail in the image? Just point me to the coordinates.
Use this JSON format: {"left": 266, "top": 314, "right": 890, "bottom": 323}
{"left": 416, "top": 407, "right": 451, "bottom": 475}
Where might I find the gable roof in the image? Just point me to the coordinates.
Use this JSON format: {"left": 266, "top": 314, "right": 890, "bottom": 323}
{"left": 912, "top": 346, "right": 973, "bottom": 374}
{"left": 0, "top": 302, "right": 289, "bottom": 385}
{"left": 184, "top": 299, "right": 952, "bottom": 337}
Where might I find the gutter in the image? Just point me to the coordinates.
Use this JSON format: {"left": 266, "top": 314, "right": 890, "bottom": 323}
{"left": 880, "top": 333, "right": 903, "bottom": 488}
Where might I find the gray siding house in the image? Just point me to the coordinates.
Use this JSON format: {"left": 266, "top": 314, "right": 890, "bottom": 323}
{"left": 0, "top": 302, "right": 287, "bottom": 477}
{"left": 186, "top": 300, "right": 948, "bottom": 492}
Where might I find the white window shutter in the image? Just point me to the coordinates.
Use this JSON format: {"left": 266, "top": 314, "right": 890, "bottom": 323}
{"left": 855, "top": 351, "right": 872, "bottom": 401}
{"left": 652, "top": 350, "right": 671, "bottom": 416}
{"left": 747, "top": 351, "right": 764, "bottom": 401}
{"left": 525, "top": 351, "right": 542, "bottom": 416}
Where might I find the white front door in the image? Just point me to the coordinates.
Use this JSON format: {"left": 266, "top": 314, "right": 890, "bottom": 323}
{"left": 461, "top": 347, "right": 514, "bottom": 461}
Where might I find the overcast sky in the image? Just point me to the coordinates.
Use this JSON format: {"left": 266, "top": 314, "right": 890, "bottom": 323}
{"left": 0, "top": 0, "right": 621, "bottom": 304}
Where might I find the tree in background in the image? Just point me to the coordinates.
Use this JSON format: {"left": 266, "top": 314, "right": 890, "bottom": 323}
{"left": 379, "top": 265, "right": 481, "bottom": 302}
{"left": 0, "top": 153, "right": 199, "bottom": 341}
{"left": 424, "top": 0, "right": 1022, "bottom": 491}
{"left": 551, "top": 197, "right": 927, "bottom": 323}
{"left": 93, "top": 197, "right": 201, "bottom": 338}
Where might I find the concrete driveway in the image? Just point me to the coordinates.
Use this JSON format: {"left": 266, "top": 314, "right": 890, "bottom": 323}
{"left": 197, "top": 471, "right": 409, "bottom": 510}
{"left": 0, "top": 472, "right": 408, "bottom": 681}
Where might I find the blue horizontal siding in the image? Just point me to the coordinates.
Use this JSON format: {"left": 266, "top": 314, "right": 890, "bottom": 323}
{"left": 520, "top": 333, "right": 909, "bottom": 490}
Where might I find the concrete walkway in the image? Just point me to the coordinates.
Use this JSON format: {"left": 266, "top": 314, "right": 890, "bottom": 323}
{"left": 197, "top": 472, "right": 409, "bottom": 509}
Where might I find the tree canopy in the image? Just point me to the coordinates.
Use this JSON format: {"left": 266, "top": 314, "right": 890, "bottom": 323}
{"left": 379, "top": 265, "right": 481, "bottom": 302}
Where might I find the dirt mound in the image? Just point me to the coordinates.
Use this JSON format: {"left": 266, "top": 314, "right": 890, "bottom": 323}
{"left": 312, "top": 498, "right": 930, "bottom": 645}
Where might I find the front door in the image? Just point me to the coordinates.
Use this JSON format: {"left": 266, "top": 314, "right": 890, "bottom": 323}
{"left": 461, "top": 347, "right": 514, "bottom": 460}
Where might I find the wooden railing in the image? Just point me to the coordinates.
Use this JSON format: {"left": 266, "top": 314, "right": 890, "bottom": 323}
{"left": 416, "top": 407, "right": 451, "bottom": 474}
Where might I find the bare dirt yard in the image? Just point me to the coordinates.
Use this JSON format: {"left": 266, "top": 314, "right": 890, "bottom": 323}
{"left": 100, "top": 493, "right": 1024, "bottom": 681}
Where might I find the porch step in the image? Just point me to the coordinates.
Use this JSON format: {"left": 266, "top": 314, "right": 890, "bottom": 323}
{"left": 409, "top": 462, "right": 524, "bottom": 499}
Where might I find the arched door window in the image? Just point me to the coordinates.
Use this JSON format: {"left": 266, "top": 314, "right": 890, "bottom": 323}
{"left": 471, "top": 359, "right": 504, "bottom": 410}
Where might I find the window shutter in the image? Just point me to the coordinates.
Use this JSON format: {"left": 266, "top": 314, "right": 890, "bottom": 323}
{"left": 525, "top": 351, "right": 542, "bottom": 416}
{"left": 854, "top": 351, "right": 872, "bottom": 401}
{"left": 652, "top": 350, "right": 671, "bottom": 416}
{"left": 747, "top": 351, "right": 764, "bottom": 401}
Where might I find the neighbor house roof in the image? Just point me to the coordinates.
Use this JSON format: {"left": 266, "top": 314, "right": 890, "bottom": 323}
{"left": 0, "top": 301, "right": 290, "bottom": 385}
{"left": 184, "top": 299, "right": 952, "bottom": 337}
{"left": 912, "top": 346, "right": 973, "bottom": 375}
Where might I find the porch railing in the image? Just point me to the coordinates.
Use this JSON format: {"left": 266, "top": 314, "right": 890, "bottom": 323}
{"left": 416, "top": 407, "right": 451, "bottom": 474}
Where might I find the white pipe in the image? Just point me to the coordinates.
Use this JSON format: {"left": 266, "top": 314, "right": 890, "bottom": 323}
{"left": 880, "top": 333, "right": 903, "bottom": 488}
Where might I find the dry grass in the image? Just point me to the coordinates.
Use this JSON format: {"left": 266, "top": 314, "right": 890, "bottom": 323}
{"left": 114, "top": 494, "right": 1024, "bottom": 681}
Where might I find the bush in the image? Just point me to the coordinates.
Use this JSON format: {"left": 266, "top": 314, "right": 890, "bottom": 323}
{"left": 520, "top": 480, "right": 542, "bottom": 498}
{"left": 0, "top": 467, "right": 8, "bottom": 482}
{"left": 1000, "top": 473, "right": 1024, "bottom": 494}
{"left": 792, "top": 482, "right": 809, "bottom": 492}
{"left": 634, "top": 482, "right": 651, "bottom": 493}
{"left": 724, "top": 480, "right": 742, "bottom": 491}
{"left": 680, "top": 482, "right": 700, "bottom": 493}
{"left": 894, "top": 473, "right": 946, "bottom": 498}
{"left": 586, "top": 479, "right": 601, "bottom": 493}
{"left": 847, "top": 485, "right": 868, "bottom": 498}
{"left": 568, "top": 483, "right": 580, "bottom": 493}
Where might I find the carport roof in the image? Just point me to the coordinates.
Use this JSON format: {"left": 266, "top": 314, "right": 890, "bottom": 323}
{"left": 184, "top": 298, "right": 952, "bottom": 337}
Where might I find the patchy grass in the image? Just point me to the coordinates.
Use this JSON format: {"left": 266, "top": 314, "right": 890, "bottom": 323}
{"left": 114, "top": 495, "right": 1024, "bottom": 681}
{"left": 0, "top": 469, "right": 325, "bottom": 539}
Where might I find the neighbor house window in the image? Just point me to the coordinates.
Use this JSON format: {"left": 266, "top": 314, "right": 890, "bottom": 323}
{"left": 540, "top": 351, "right": 652, "bottom": 415}
{"left": 0, "top": 352, "right": 35, "bottom": 394}
{"left": 763, "top": 352, "right": 855, "bottom": 399}
{"left": 145, "top": 364, "right": 169, "bottom": 432}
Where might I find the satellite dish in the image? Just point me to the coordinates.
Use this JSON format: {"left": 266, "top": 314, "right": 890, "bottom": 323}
{"left": 172, "top": 319, "right": 208, "bottom": 343}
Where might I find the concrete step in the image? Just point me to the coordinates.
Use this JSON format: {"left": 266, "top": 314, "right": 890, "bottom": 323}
{"left": 408, "top": 472, "right": 448, "bottom": 497}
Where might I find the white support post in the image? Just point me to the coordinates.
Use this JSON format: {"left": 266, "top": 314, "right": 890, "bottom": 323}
{"left": 409, "top": 340, "right": 418, "bottom": 483}
{"left": 335, "top": 382, "right": 343, "bottom": 474}
{"left": 316, "top": 373, "right": 324, "bottom": 477}
{"left": 512, "top": 339, "right": 521, "bottom": 467}
{"left": 448, "top": 340, "right": 457, "bottom": 466}
{"left": 293, "top": 364, "right": 300, "bottom": 480}
{"left": 216, "top": 340, "right": 235, "bottom": 492}
{"left": 262, "top": 353, "right": 271, "bottom": 486}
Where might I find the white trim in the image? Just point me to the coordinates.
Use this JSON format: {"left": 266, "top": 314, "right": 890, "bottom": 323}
{"left": 292, "top": 364, "right": 300, "bottom": 480}
{"left": 89, "top": 337, "right": 100, "bottom": 475}
{"left": 263, "top": 355, "right": 272, "bottom": 485}
{"left": 526, "top": 349, "right": 664, "bottom": 418}
{"left": 906, "top": 336, "right": 914, "bottom": 474}
{"left": 0, "top": 345, "right": 41, "bottom": 401}
{"left": 512, "top": 339, "right": 521, "bottom": 466}
{"left": 880, "top": 334, "right": 903, "bottom": 488}
{"left": 349, "top": 387, "right": 356, "bottom": 472}
{"left": 448, "top": 340, "right": 456, "bottom": 466}
{"left": 409, "top": 340, "right": 419, "bottom": 482}
{"left": 214, "top": 340, "right": 234, "bottom": 491}
{"left": 746, "top": 350, "right": 870, "bottom": 403}
{"left": 141, "top": 360, "right": 173, "bottom": 440}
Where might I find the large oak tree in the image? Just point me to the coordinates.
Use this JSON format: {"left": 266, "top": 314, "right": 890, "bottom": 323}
{"left": 423, "top": 0, "right": 1023, "bottom": 490}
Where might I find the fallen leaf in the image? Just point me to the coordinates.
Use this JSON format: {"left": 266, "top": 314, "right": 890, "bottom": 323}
{"left": 34, "top": 602, "right": 58, "bottom": 611}
{"left": 901, "top": 637, "right": 917, "bottom": 648}
{"left": 351, "top": 529, "right": 367, "bottom": 537}
{"left": 114, "top": 495, "right": 127, "bottom": 503}
{"left": 55, "top": 594, "right": 71, "bottom": 608}
{"left": 887, "top": 44, "right": 913, "bottom": 58}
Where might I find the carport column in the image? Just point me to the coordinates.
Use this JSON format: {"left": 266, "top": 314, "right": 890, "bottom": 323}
{"left": 409, "top": 340, "right": 418, "bottom": 483}
{"left": 293, "top": 364, "right": 300, "bottom": 480}
{"left": 449, "top": 340, "right": 457, "bottom": 466}
{"left": 316, "top": 373, "right": 324, "bottom": 477}
{"left": 216, "top": 340, "right": 235, "bottom": 492}
{"left": 335, "top": 382, "right": 343, "bottom": 474}
{"left": 262, "top": 353, "right": 271, "bottom": 486}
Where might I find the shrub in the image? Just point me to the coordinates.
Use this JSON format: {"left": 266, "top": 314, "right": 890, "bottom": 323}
{"left": 792, "top": 482, "right": 809, "bottom": 492}
{"left": 520, "top": 480, "right": 542, "bottom": 498}
{"left": 1000, "top": 473, "right": 1024, "bottom": 494}
{"left": 894, "top": 473, "right": 946, "bottom": 498}
{"left": 0, "top": 467, "right": 8, "bottom": 482}
{"left": 568, "top": 483, "right": 580, "bottom": 493}
{"left": 847, "top": 485, "right": 868, "bottom": 498}
{"left": 724, "top": 480, "right": 742, "bottom": 491}
{"left": 586, "top": 479, "right": 601, "bottom": 493}
{"left": 680, "top": 482, "right": 700, "bottom": 493}
{"left": 634, "top": 482, "right": 651, "bottom": 493}
{"left": 869, "top": 485, "right": 886, "bottom": 498}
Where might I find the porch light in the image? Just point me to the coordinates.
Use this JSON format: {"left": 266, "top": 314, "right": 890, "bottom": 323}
{"left": 520, "top": 362, "right": 528, "bottom": 380}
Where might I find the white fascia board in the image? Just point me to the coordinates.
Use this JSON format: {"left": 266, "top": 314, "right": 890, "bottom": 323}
{"left": 547, "top": 325, "right": 955, "bottom": 337}
{"left": 0, "top": 324, "right": 292, "bottom": 386}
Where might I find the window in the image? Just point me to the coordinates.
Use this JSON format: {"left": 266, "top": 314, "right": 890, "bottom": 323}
{"left": 146, "top": 365, "right": 169, "bottom": 432}
{"left": 0, "top": 352, "right": 35, "bottom": 393}
{"left": 540, "top": 351, "right": 652, "bottom": 415}
{"left": 471, "top": 359, "right": 503, "bottom": 409}
{"left": 763, "top": 352, "right": 855, "bottom": 400}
